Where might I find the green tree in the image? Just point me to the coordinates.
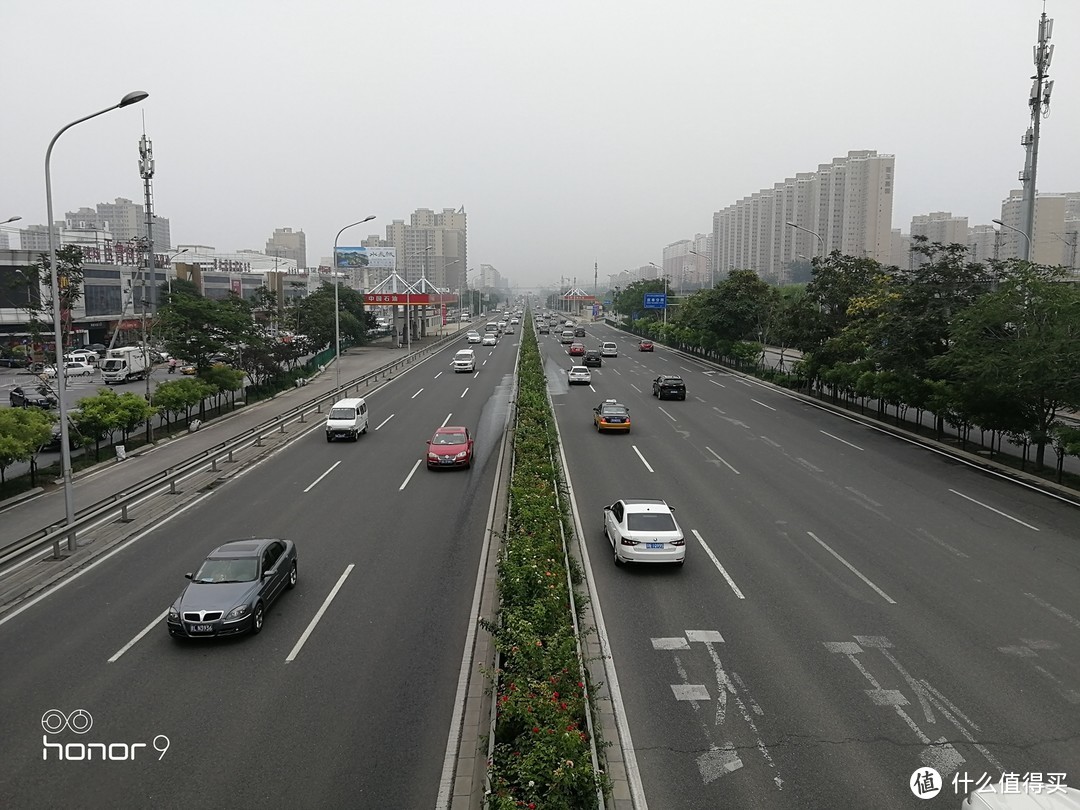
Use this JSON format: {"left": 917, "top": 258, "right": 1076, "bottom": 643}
{"left": 613, "top": 280, "right": 667, "bottom": 325}
{"left": 933, "top": 265, "right": 1080, "bottom": 468}
{"left": 0, "top": 408, "right": 54, "bottom": 488}
{"left": 71, "top": 389, "right": 126, "bottom": 461}
{"left": 157, "top": 289, "right": 253, "bottom": 373}
{"left": 152, "top": 377, "right": 216, "bottom": 428}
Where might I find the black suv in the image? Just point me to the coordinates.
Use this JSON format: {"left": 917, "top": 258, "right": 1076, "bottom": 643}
{"left": 582, "top": 350, "right": 602, "bottom": 367}
{"left": 652, "top": 375, "right": 686, "bottom": 401}
{"left": 10, "top": 385, "right": 58, "bottom": 409}
{"left": 573, "top": 327, "right": 586, "bottom": 337}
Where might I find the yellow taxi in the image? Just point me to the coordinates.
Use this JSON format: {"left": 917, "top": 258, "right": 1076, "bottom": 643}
{"left": 593, "top": 399, "right": 631, "bottom": 433}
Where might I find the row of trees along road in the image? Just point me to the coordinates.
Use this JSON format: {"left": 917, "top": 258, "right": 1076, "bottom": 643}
{"left": 611, "top": 239, "right": 1080, "bottom": 476}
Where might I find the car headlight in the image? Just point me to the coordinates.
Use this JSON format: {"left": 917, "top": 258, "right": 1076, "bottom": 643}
{"left": 428, "top": 451, "right": 439, "bottom": 460}
{"left": 168, "top": 606, "right": 179, "bottom": 620}
{"left": 225, "top": 604, "right": 250, "bottom": 620}
{"left": 455, "top": 450, "right": 468, "bottom": 459}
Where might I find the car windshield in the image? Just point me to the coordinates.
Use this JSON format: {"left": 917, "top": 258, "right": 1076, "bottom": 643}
{"left": 329, "top": 408, "right": 356, "bottom": 420}
{"left": 663, "top": 377, "right": 684, "bottom": 384}
{"left": 571, "top": 367, "right": 588, "bottom": 373}
{"left": 194, "top": 557, "right": 259, "bottom": 583}
{"left": 433, "top": 431, "right": 467, "bottom": 445}
{"left": 626, "top": 512, "right": 677, "bottom": 532}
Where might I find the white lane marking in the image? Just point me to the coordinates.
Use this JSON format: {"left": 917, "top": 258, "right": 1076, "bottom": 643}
{"left": 739, "top": 380, "right": 752, "bottom": 387}
{"left": 630, "top": 383, "right": 642, "bottom": 393}
{"left": 1023, "top": 592, "right": 1080, "bottom": 631}
{"left": 705, "top": 446, "right": 740, "bottom": 474}
{"left": 710, "top": 380, "right": 726, "bottom": 388}
{"left": 399, "top": 459, "right": 422, "bottom": 490}
{"left": 460, "top": 387, "right": 469, "bottom": 399}
{"left": 760, "top": 436, "right": 781, "bottom": 448}
{"left": 751, "top": 398, "right": 776, "bottom": 411}
{"left": 632, "top": 445, "right": 654, "bottom": 473}
{"left": 304, "top": 460, "right": 342, "bottom": 493}
{"left": 692, "top": 530, "right": 745, "bottom": 599}
{"left": 652, "top": 637, "right": 691, "bottom": 650}
{"left": 286, "top": 564, "right": 354, "bottom": 663}
{"left": 435, "top": 371, "right": 443, "bottom": 379}
{"left": 411, "top": 388, "right": 424, "bottom": 399}
{"left": 658, "top": 406, "right": 676, "bottom": 422}
{"left": 483, "top": 359, "right": 488, "bottom": 365}
{"left": 820, "top": 430, "right": 864, "bottom": 451}
{"left": 807, "top": 531, "right": 896, "bottom": 604}
{"left": 474, "top": 371, "right": 480, "bottom": 378}
{"left": 659, "top": 356, "right": 669, "bottom": 361}
{"left": 374, "top": 414, "right": 395, "bottom": 431}
{"left": 611, "top": 368, "right": 622, "bottom": 375}
{"left": 108, "top": 609, "right": 169, "bottom": 662}
{"left": 441, "top": 412, "right": 453, "bottom": 427}
{"left": 679, "top": 366, "right": 694, "bottom": 373}
{"left": 949, "top": 489, "right": 1040, "bottom": 531}
{"left": 589, "top": 384, "right": 596, "bottom": 392}
{"left": 695, "top": 396, "right": 706, "bottom": 402}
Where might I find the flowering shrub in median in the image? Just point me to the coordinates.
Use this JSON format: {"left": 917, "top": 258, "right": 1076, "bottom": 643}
{"left": 482, "top": 315, "right": 607, "bottom": 809}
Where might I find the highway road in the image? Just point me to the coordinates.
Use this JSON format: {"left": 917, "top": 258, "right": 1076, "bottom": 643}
{"left": 0, "top": 332, "right": 517, "bottom": 808}
{"left": 543, "top": 320, "right": 1080, "bottom": 808}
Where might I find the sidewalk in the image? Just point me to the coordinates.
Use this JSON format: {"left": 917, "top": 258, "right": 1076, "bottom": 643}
{"left": 0, "top": 325, "right": 469, "bottom": 542}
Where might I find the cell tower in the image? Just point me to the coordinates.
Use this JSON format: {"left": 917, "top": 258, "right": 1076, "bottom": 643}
{"left": 139, "top": 132, "right": 156, "bottom": 310}
{"left": 1017, "top": 6, "right": 1055, "bottom": 262}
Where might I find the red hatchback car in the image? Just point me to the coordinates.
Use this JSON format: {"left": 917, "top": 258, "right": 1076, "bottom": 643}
{"left": 568, "top": 342, "right": 586, "bottom": 356}
{"left": 427, "top": 426, "right": 474, "bottom": 469}
{"left": 638, "top": 340, "right": 654, "bottom": 352}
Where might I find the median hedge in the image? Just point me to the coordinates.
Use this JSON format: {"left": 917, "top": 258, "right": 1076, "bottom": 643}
{"left": 481, "top": 314, "right": 607, "bottom": 808}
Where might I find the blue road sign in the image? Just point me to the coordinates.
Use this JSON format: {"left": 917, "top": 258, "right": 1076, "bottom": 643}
{"left": 643, "top": 293, "right": 667, "bottom": 309}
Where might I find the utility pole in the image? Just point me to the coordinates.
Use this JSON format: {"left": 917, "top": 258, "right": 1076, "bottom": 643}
{"left": 1018, "top": 7, "right": 1055, "bottom": 262}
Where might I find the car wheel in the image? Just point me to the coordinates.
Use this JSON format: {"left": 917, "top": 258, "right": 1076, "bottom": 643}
{"left": 251, "top": 602, "right": 264, "bottom": 634}
{"left": 287, "top": 561, "right": 297, "bottom": 589}
{"left": 326, "top": 435, "right": 333, "bottom": 443}
{"left": 362, "top": 426, "right": 367, "bottom": 434}
{"left": 680, "top": 394, "right": 686, "bottom": 401}
{"left": 613, "top": 542, "right": 623, "bottom": 566}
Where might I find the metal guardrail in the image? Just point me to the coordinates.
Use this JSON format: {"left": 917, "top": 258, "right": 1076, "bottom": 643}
{"left": 0, "top": 333, "right": 462, "bottom": 570}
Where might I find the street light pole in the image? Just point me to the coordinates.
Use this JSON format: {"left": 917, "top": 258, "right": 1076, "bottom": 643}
{"left": 992, "top": 219, "right": 1032, "bottom": 260}
{"left": 165, "top": 247, "right": 189, "bottom": 298}
{"left": 333, "top": 215, "right": 376, "bottom": 392}
{"left": 45, "top": 90, "right": 148, "bottom": 553}
{"left": 689, "top": 249, "right": 712, "bottom": 289}
{"left": 785, "top": 222, "right": 825, "bottom": 260}
{"left": 648, "top": 262, "right": 669, "bottom": 325}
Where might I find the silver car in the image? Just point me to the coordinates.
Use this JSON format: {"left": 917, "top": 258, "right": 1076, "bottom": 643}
{"left": 567, "top": 365, "right": 592, "bottom": 385}
{"left": 603, "top": 499, "right": 685, "bottom": 566}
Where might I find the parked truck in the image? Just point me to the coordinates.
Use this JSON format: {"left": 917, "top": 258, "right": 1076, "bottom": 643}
{"left": 100, "top": 346, "right": 150, "bottom": 384}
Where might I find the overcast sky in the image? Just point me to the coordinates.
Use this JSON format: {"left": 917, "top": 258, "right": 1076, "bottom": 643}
{"left": 4, "top": 0, "right": 1077, "bottom": 287}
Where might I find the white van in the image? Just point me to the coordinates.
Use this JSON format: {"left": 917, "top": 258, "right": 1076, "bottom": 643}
{"left": 453, "top": 349, "right": 476, "bottom": 372}
{"left": 325, "top": 397, "right": 369, "bottom": 442}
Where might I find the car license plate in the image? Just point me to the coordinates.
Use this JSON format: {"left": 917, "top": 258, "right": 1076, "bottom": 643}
{"left": 646, "top": 543, "right": 664, "bottom": 549}
{"left": 189, "top": 624, "right": 213, "bottom": 633}
{"left": 441, "top": 458, "right": 453, "bottom": 464}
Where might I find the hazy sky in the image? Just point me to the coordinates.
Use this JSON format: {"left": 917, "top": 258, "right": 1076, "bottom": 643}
{"left": 4, "top": 1, "right": 1078, "bottom": 287}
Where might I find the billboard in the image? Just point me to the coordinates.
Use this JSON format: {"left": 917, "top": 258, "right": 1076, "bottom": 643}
{"left": 643, "top": 292, "right": 667, "bottom": 309}
{"left": 335, "top": 246, "right": 396, "bottom": 270}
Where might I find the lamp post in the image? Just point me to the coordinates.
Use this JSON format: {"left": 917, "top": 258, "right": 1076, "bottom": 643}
{"left": 785, "top": 221, "right": 825, "bottom": 260}
{"left": 45, "top": 90, "right": 148, "bottom": 552}
{"left": 992, "top": 219, "right": 1032, "bottom": 260}
{"left": 333, "top": 215, "right": 376, "bottom": 392}
{"left": 164, "top": 247, "right": 189, "bottom": 298}
{"left": 688, "top": 249, "right": 712, "bottom": 289}
{"left": 2, "top": 216, "right": 21, "bottom": 225}
{"left": 648, "top": 262, "right": 669, "bottom": 325}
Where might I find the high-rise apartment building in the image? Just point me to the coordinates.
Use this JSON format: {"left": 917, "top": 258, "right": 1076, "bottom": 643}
{"left": 384, "top": 207, "right": 467, "bottom": 291}
{"left": 967, "top": 225, "right": 999, "bottom": 264}
{"left": 479, "top": 263, "right": 501, "bottom": 289}
{"left": 266, "top": 227, "right": 307, "bottom": 270}
{"left": 712, "top": 150, "right": 894, "bottom": 282}
{"left": 94, "top": 197, "right": 171, "bottom": 249}
{"left": 998, "top": 190, "right": 1076, "bottom": 266}
{"left": 909, "top": 211, "right": 969, "bottom": 266}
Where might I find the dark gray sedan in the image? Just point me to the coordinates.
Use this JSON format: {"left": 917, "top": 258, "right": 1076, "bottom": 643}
{"left": 167, "top": 539, "right": 297, "bottom": 639}
{"left": 9, "top": 385, "right": 57, "bottom": 409}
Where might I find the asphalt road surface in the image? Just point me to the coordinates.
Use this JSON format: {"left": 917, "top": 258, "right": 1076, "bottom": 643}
{"left": 543, "top": 321, "right": 1080, "bottom": 809}
{"left": 0, "top": 333, "right": 517, "bottom": 809}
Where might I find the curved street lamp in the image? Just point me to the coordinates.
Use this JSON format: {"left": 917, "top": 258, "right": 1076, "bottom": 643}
{"left": 2, "top": 216, "right": 21, "bottom": 225}
{"left": 45, "top": 90, "right": 149, "bottom": 552}
{"left": 785, "top": 221, "right": 825, "bottom": 259}
{"left": 992, "top": 219, "right": 1032, "bottom": 259}
{"left": 332, "top": 215, "right": 376, "bottom": 391}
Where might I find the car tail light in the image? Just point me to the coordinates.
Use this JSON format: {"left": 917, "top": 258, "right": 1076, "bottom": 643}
{"left": 671, "top": 539, "right": 685, "bottom": 546}
{"left": 620, "top": 538, "right": 639, "bottom": 546}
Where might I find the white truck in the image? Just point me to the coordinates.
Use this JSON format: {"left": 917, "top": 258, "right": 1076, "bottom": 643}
{"left": 100, "top": 346, "right": 150, "bottom": 384}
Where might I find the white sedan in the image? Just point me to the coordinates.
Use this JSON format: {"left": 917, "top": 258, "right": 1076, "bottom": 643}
{"left": 41, "top": 361, "right": 95, "bottom": 378}
{"left": 603, "top": 499, "right": 685, "bottom": 566}
{"left": 466, "top": 331, "right": 482, "bottom": 344}
{"left": 481, "top": 333, "right": 498, "bottom": 346}
{"left": 567, "top": 366, "right": 591, "bottom": 385}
